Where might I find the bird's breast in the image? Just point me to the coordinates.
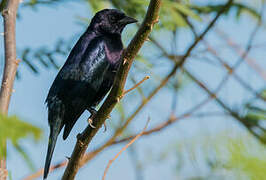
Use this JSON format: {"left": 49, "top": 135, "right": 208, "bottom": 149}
{"left": 104, "top": 44, "right": 123, "bottom": 64}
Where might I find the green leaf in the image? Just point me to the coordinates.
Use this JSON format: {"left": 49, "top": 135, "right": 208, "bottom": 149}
{"left": 89, "top": 0, "right": 110, "bottom": 12}
{"left": 261, "top": 89, "right": 266, "bottom": 99}
{"left": 0, "top": 114, "right": 42, "bottom": 157}
{"left": 135, "top": 55, "right": 153, "bottom": 68}
{"left": 190, "top": 2, "right": 260, "bottom": 21}
{"left": 226, "top": 136, "right": 266, "bottom": 180}
{"left": 173, "top": 3, "right": 201, "bottom": 21}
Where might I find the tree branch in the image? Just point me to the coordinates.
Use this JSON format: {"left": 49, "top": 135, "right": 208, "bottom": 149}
{"left": 184, "top": 68, "right": 266, "bottom": 144}
{"left": 0, "top": 0, "right": 20, "bottom": 179}
{"left": 204, "top": 41, "right": 265, "bottom": 101}
{"left": 215, "top": 28, "right": 266, "bottom": 80}
{"left": 61, "top": 0, "right": 161, "bottom": 179}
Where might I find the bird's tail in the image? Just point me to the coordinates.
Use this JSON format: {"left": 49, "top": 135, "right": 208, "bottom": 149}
{"left": 43, "top": 125, "right": 61, "bottom": 180}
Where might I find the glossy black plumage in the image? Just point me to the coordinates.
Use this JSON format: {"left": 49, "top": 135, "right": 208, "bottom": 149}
{"left": 43, "top": 9, "right": 137, "bottom": 179}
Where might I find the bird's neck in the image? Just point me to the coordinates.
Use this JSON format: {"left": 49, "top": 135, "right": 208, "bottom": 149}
{"left": 103, "top": 33, "right": 123, "bottom": 50}
{"left": 103, "top": 34, "right": 123, "bottom": 65}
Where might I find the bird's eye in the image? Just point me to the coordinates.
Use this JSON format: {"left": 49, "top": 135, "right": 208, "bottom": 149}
{"left": 110, "top": 16, "right": 116, "bottom": 22}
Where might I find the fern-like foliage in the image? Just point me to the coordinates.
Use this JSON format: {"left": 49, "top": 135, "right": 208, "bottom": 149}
{"left": 0, "top": 114, "right": 42, "bottom": 170}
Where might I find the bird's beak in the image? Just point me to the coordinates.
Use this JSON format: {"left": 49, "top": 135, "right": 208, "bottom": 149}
{"left": 119, "top": 16, "right": 138, "bottom": 25}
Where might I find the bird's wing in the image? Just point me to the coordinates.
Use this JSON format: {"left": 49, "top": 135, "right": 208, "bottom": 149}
{"left": 91, "top": 70, "right": 116, "bottom": 107}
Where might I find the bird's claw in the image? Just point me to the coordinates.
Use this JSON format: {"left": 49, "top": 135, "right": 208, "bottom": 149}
{"left": 102, "top": 115, "right": 111, "bottom": 132}
{"left": 65, "top": 156, "right": 71, "bottom": 160}
{"left": 88, "top": 118, "right": 96, "bottom": 128}
{"left": 103, "top": 122, "right": 107, "bottom": 132}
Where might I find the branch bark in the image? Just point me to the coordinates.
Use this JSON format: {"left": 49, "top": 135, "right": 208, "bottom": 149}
{"left": 61, "top": 0, "right": 162, "bottom": 179}
{"left": 0, "top": 0, "right": 20, "bottom": 179}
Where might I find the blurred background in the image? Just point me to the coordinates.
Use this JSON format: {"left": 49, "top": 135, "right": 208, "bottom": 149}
{"left": 0, "top": 0, "right": 266, "bottom": 179}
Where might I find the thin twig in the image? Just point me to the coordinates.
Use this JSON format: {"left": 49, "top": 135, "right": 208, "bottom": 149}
{"left": 114, "top": 97, "right": 212, "bottom": 144}
{"left": 184, "top": 68, "right": 266, "bottom": 145}
{"left": 102, "top": 118, "right": 150, "bottom": 180}
{"left": 213, "top": 8, "right": 263, "bottom": 96}
{"left": 23, "top": 161, "right": 68, "bottom": 180}
{"left": 214, "top": 5, "right": 266, "bottom": 81}
{"left": 122, "top": 76, "right": 150, "bottom": 96}
{"left": 204, "top": 41, "right": 265, "bottom": 101}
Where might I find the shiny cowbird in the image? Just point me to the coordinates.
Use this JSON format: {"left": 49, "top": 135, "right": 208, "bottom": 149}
{"left": 43, "top": 9, "right": 137, "bottom": 179}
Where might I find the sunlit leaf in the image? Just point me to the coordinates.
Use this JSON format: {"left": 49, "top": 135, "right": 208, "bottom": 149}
{"left": 0, "top": 114, "right": 42, "bottom": 159}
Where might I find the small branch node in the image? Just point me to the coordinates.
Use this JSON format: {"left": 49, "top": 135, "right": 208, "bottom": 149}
{"left": 78, "top": 140, "right": 84, "bottom": 147}
{"left": 118, "top": 94, "right": 123, "bottom": 100}
{"left": 0, "top": 168, "right": 8, "bottom": 179}
{"left": 211, "top": 94, "right": 217, "bottom": 99}
{"left": 15, "top": 59, "right": 21, "bottom": 66}
{"left": 154, "top": 18, "right": 159, "bottom": 24}
{"left": 123, "top": 58, "right": 128, "bottom": 65}
{"left": 169, "top": 113, "right": 176, "bottom": 122}
{"left": 145, "top": 37, "right": 151, "bottom": 42}
{"left": 3, "top": 81, "right": 8, "bottom": 86}
{"left": 2, "top": 9, "right": 8, "bottom": 16}
{"left": 227, "top": 67, "right": 233, "bottom": 74}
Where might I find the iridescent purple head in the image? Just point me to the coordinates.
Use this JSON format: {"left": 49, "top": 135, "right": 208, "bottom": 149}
{"left": 89, "top": 9, "right": 138, "bottom": 34}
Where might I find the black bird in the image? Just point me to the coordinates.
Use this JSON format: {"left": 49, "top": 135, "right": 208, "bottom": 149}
{"left": 43, "top": 9, "right": 137, "bottom": 179}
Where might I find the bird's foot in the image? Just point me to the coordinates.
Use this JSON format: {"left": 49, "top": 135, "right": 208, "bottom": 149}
{"left": 88, "top": 118, "right": 96, "bottom": 128}
{"left": 65, "top": 156, "right": 71, "bottom": 160}
{"left": 87, "top": 107, "right": 97, "bottom": 128}
{"left": 88, "top": 107, "right": 97, "bottom": 116}
{"left": 102, "top": 115, "right": 111, "bottom": 132}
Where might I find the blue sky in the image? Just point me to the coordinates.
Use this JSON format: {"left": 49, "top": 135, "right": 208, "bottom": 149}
{"left": 1, "top": 1, "right": 266, "bottom": 180}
